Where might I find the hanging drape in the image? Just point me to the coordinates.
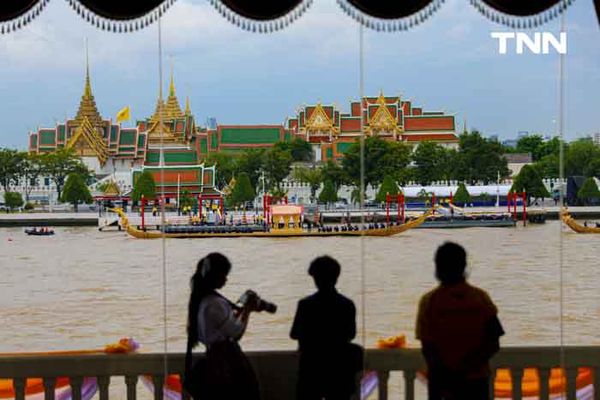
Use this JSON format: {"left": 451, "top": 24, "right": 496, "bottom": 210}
{"left": 207, "top": 0, "right": 313, "bottom": 32}
{"left": 0, "top": 0, "right": 597, "bottom": 34}
{"left": 470, "top": 0, "right": 575, "bottom": 28}
{"left": 0, "top": 0, "right": 49, "bottom": 35}
{"left": 66, "top": 0, "right": 178, "bottom": 32}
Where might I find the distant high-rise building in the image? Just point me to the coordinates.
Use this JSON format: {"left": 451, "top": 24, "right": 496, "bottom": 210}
{"left": 502, "top": 139, "right": 518, "bottom": 149}
{"left": 206, "top": 117, "right": 217, "bottom": 130}
{"left": 517, "top": 131, "right": 529, "bottom": 139}
{"left": 594, "top": 132, "right": 600, "bottom": 146}
{"left": 488, "top": 134, "right": 499, "bottom": 142}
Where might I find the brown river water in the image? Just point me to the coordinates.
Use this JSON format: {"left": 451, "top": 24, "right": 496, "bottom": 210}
{"left": 1, "top": 221, "right": 599, "bottom": 355}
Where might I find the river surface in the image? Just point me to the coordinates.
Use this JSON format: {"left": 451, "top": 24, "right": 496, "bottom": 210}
{"left": 1, "top": 221, "right": 598, "bottom": 355}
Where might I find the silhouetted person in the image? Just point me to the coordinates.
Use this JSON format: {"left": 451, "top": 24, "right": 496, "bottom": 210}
{"left": 291, "top": 256, "right": 362, "bottom": 400}
{"left": 416, "top": 242, "right": 504, "bottom": 400}
{"left": 184, "top": 253, "right": 260, "bottom": 400}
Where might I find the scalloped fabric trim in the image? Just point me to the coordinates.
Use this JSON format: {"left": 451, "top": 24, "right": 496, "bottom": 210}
{"left": 470, "top": 0, "right": 575, "bottom": 28}
{"left": 207, "top": 0, "right": 314, "bottom": 33}
{"left": 66, "top": 0, "right": 177, "bottom": 32}
{"left": 1, "top": 0, "right": 50, "bottom": 35}
{"left": 336, "top": 0, "right": 446, "bottom": 32}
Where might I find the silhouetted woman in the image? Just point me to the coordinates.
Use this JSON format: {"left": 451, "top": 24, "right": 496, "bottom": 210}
{"left": 184, "top": 252, "right": 260, "bottom": 400}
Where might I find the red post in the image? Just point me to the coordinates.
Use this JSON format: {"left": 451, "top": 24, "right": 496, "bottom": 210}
{"left": 401, "top": 193, "right": 405, "bottom": 223}
{"left": 141, "top": 195, "right": 145, "bottom": 230}
{"left": 397, "top": 193, "right": 401, "bottom": 223}
{"left": 522, "top": 191, "right": 527, "bottom": 225}
{"left": 198, "top": 194, "right": 203, "bottom": 219}
{"left": 507, "top": 192, "right": 511, "bottom": 213}
{"left": 513, "top": 192, "right": 517, "bottom": 221}
{"left": 385, "top": 193, "right": 390, "bottom": 225}
{"left": 449, "top": 191, "right": 453, "bottom": 205}
{"left": 263, "top": 195, "right": 266, "bottom": 222}
{"left": 432, "top": 192, "right": 436, "bottom": 214}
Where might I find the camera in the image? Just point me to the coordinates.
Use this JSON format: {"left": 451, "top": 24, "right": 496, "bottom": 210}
{"left": 237, "top": 290, "right": 277, "bottom": 314}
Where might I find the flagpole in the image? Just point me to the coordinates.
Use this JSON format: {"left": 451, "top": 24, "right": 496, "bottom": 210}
{"left": 177, "top": 173, "right": 181, "bottom": 216}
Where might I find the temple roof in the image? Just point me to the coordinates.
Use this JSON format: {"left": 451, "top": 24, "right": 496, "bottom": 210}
{"left": 165, "top": 73, "right": 183, "bottom": 120}
{"left": 74, "top": 64, "right": 103, "bottom": 127}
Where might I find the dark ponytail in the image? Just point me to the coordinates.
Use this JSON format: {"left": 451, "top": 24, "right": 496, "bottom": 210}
{"left": 187, "top": 252, "right": 232, "bottom": 347}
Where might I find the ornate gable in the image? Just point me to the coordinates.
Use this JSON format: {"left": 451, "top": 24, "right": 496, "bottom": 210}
{"left": 305, "top": 103, "right": 339, "bottom": 136}
{"left": 66, "top": 116, "right": 109, "bottom": 166}
{"left": 365, "top": 93, "right": 402, "bottom": 138}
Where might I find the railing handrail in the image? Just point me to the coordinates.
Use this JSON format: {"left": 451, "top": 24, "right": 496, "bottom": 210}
{"left": 2, "top": 347, "right": 600, "bottom": 378}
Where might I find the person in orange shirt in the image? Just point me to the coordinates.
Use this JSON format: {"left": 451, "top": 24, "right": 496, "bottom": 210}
{"left": 416, "top": 242, "right": 504, "bottom": 400}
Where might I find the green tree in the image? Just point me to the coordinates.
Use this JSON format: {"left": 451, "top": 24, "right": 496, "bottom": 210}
{"left": 534, "top": 153, "right": 560, "bottom": 178}
{"left": 577, "top": 177, "right": 600, "bottom": 205}
{"left": 131, "top": 170, "right": 157, "bottom": 201}
{"left": 515, "top": 134, "right": 545, "bottom": 161}
{"left": 230, "top": 172, "right": 255, "bottom": 208}
{"left": 60, "top": 173, "right": 92, "bottom": 212}
{"left": 511, "top": 164, "right": 550, "bottom": 205}
{"left": 207, "top": 152, "right": 239, "bottom": 190}
{"left": 41, "top": 149, "right": 85, "bottom": 200}
{"left": 4, "top": 192, "right": 24, "bottom": 211}
{"left": 453, "top": 183, "right": 471, "bottom": 206}
{"left": 375, "top": 175, "right": 400, "bottom": 203}
{"left": 0, "top": 148, "right": 23, "bottom": 192}
{"left": 454, "top": 131, "right": 509, "bottom": 184}
{"left": 318, "top": 180, "right": 338, "bottom": 205}
{"left": 293, "top": 166, "right": 322, "bottom": 203}
{"left": 263, "top": 147, "right": 293, "bottom": 190}
{"left": 566, "top": 139, "right": 600, "bottom": 177}
{"left": 342, "top": 137, "right": 411, "bottom": 188}
{"left": 412, "top": 141, "right": 447, "bottom": 185}
{"left": 274, "top": 138, "right": 313, "bottom": 162}
{"left": 237, "top": 149, "right": 266, "bottom": 189}
{"left": 320, "top": 160, "right": 347, "bottom": 190}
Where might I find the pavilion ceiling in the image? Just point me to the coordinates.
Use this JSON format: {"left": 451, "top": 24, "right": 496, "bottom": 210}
{"left": 0, "top": 0, "right": 597, "bottom": 34}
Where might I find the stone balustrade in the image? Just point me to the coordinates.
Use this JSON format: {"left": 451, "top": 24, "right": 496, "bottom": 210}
{"left": 1, "top": 347, "right": 599, "bottom": 400}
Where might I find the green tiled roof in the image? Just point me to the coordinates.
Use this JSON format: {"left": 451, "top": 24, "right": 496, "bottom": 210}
{"left": 210, "top": 132, "right": 218, "bottom": 149}
{"left": 119, "top": 130, "right": 136, "bottom": 145}
{"left": 111, "top": 126, "right": 118, "bottom": 142}
{"left": 336, "top": 142, "right": 353, "bottom": 154}
{"left": 137, "top": 134, "right": 146, "bottom": 148}
{"left": 40, "top": 130, "right": 56, "bottom": 146}
{"left": 200, "top": 137, "right": 207, "bottom": 154}
{"left": 58, "top": 125, "right": 65, "bottom": 142}
{"left": 220, "top": 127, "right": 280, "bottom": 144}
{"left": 326, "top": 148, "right": 333, "bottom": 158}
{"left": 146, "top": 150, "right": 198, "bottom": 164}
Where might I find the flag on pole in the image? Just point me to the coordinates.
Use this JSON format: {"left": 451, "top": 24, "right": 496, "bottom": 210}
{"left": 116, "top": 106, "right": 130, "bottom": 123}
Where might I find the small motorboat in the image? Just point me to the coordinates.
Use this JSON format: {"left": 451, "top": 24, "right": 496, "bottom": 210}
{"left": 24, "top": 228, "right": 55, "bottom": 236}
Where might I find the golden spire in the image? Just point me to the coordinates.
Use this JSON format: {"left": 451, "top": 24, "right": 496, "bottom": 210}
{"left": 74, "top": 43, "right": 103, "bottom": 127}
{"left": 376, "top": 89, "right": 386, "bottom": 105}
{"left": 164, "top": 68, "right": 183, "bottom": 120}
{"left": 184, "top": 96, "right": 191, "bottom": 116}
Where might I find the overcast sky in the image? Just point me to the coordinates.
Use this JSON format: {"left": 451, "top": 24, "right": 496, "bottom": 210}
{"left": 0, "top": 0, "right": 598, "bottom": 149}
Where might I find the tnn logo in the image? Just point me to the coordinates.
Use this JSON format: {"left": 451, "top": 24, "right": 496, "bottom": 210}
{"left": 491, "top": 32, "right": 567, "bottom": 54}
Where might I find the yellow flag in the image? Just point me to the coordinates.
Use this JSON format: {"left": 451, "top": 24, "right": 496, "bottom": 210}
{"left": 116, "top": 106, "right": 130, "bottom": 123}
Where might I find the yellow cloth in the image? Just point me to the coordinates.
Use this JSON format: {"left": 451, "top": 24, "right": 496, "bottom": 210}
{"left": 116, "top": 106, "right": 131, "bottom": 123}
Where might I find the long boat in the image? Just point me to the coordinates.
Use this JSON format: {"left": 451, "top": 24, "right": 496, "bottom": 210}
{"left": 561, "top": 210, "right": 600, "bottom": 234}
{"left": 109, "top": 208, "right": 429, "bottom": 239}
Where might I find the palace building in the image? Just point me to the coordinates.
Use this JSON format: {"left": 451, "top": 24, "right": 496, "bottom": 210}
{"left": 28, "top": 68, "right": 458, "bottom": 195}
{"left": 287, "top": 92, "right": 458, "bottom": 161}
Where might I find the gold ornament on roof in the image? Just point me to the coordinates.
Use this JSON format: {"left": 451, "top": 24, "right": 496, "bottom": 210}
{"left": 74, "top": 63, "right": 103, "bottom": 127}
{"left": 66, "top": 116, "right": 109, "bottom": 166}
{"left": 304, "top": 102, "right": 339, "bottom": 136}
{"left": 365, "top": 91, "right": 402, "bottom": 137}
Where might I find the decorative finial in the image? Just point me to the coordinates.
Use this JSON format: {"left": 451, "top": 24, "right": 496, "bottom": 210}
{"left": 185, "top": 96, "right": 191, "bottom": 116}
{"left": 84, "top": 38, "right": 92, "bottom": 98}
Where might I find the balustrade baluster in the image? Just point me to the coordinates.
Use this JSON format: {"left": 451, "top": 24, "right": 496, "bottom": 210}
{"left": 13, "top": 378, "right": 26, "bottom": 400}
{"left": 125, "top": 375, "right": 138, "bottom": 400}
{"left": 403, "top": 370, "right": 416, "bottom": 400}
{"left": 511, "top": 367, "right": 524, "bottom": 400}
{"left": 538, "top": 367, "right": 551, "bottom": 400}
{"left": 152, "top": 375, "right": 165, "bottom": 400}
{"left": 566, "top": 367, "right": 578, "bottom": 400}
{"left": 43, "top": 377, "right": 56, "bottom": 400}
{"left": 69, "top": 376, "right": 83, "bottom": 400}
{"left": 377, "top": 370, "right": 390, "bottom": 400}
{"left": 97, "top": 376, "right": 110, "bottom": 400}
{"left": 593, "top": 367, "right": 600, "bottom": 400}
